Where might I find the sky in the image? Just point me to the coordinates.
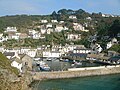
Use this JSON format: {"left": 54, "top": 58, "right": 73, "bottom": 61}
{"left": 0, "top": 0, "right": 120, "bottom": 16}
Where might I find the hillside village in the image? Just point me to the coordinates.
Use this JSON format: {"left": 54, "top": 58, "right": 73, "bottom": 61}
{"left": 0, "top": 9, "right": 120, "bottom": 73}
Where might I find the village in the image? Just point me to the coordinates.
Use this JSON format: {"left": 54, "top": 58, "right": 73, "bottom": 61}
{"left": 0, "top": 14, "right": 119, "bottom": 73}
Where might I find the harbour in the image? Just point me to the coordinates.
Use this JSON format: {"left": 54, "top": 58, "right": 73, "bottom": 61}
{"left": 32, "top": 73, "right": 120, "bottom": 90}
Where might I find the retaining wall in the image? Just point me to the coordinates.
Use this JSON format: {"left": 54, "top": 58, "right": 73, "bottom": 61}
{"left": 33, "top": 65, "right": 120, "bottom": 80}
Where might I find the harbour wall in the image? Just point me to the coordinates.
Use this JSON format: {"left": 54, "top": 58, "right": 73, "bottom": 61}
{"left": 33, "top": 65, "right": 120, "bottom": 80}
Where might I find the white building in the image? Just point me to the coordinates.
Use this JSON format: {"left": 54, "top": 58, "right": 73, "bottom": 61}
{"left": 69, "top": 15, "right": 77, "bottom": 19}
{"left": 41, "top": 20, "right": 48, "bottom": 23}
{"left": 33, "top": 33, "right": 41, "bottom": 39}
{"left": 51, "top": 20, "right": 58, "bottom": 23}
{"left": 55, "top": 25, "right": 64, "bottom": 32}
{"left": 73, "top": 23, "right": 85, "bottom": 31}
{"left": 73, "top": 49, "right": 91, "bottom": 54}
{"left": 5, "top": 27, "right": 17, "bottom": 32}
{"left": 43, "top": 51, "right": 61, "bottom": 58}
{"left": 46, "top": 23, "right": 52, "bottom": 28}
{"left": 26, "top": 49, "right": 37, "bottom": 58}
{"left": 67, "top": 34, "right": 81, "bottom": 41}
{"left": 11, "top": 60, "right": 22, "bottom": 72}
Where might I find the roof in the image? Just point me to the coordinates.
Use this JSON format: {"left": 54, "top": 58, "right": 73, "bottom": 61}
{"left": 3, "top": 52, "right": 15, "bottom": 56}
{"left": 70, "top": 53, "right": 87, "bottom": 57}
{"left": 109, "top": 56, "right": 120, "bottom": 61}
{"left": 11, "top": 57, "right": 22, "bottom": 64}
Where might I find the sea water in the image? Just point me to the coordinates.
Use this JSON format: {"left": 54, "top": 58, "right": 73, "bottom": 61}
{"left": 32, "top": 74, "right": 120, "bottom": 90}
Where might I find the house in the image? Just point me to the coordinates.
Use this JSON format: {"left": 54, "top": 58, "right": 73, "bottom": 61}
{"left": 68, "top": 53, "right": 87, "bottom": 60}
{"left": 109, "top": 56, "right": 120, "bottom": 64}
{"left": 26, "top": 49, "right": 37, "bottom": 58}
{"left": 47, "top": 28, "right": 53, "bottom": 34}
{"left": 86, "top": 17, "right": 92, "bottom": 20}
{"left": 51, "top": 20, "right": 58, "bottom": 23}
{"left": 5, "top": 27, "right": 17, "bottom": 33}
{"left": 43, "top": 51, "right": 61, "bottom": 58}
{"left": 62, "top": 45, "right": 86, "bottom": 53}
{"left": 69, "top": 15, "right": 77, "bottom": 19}
{"left": 73, "top": 48, "right": 91, "bottom": 54}
{"left": 73, "top": 23, "right": 85, "bottom": 31}
{"left": 11, "top": 57, "right": 22, "bottom": 72}
{"left": 41, "top": 20, "right": 48, "bottom": 23}
{"left": 86, "top": 53, "right": 105, "bottom": 60}
{"left": 20, "top": 54, "right": 33, "bottom": 71}
{"left": 0, "top": 34, "right": 8, "bottom": 42}
{"left": 107, "top": 51, "right": 118, "bottom": 57}
{"left": 33, "top": 33, "right": 41, "bottom": 39}
{"left": 67, "top": 34, "right": 81, "bottom": 41}
{"left": 3, "top": 52, "right": 16, "bottom": 59}
{"left": 55, "top": 25, "right": 64, "bottom": 32}
{"left": 0, "top": 47, "right": 4, "bottom": 53}
{"left": 46, "top": 23, "right": 52, "bottom": 28}
{"left": 91, "top": 43, "right": 103, "bottom": 53}
{"left": 106, "top": 38, "right": 118, "bottom": 49}
{"left": 59, "top": 21, "right": 64, "bottom": 24}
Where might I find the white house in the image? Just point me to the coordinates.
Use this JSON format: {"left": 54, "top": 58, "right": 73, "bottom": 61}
{"left": 47, "top": 28, "right": 53, "bottom": 34}
{"left": 41, "top": 20, "right": 48, "bottom": 23}
{"left": 73, "top": 23, "right": 85, "bottom": 31}
{"left": 5, "top": 27, "right": 17, "bottom": 32}
{"left": 41, "top": 29, "right": 46, "bottom": 34}
{"left": 73, "top": 49, "right": 91, "bottom": 54}
{"left": 69, "top": 15, "right": 77, "bottom": 19}
{"left": 106, "top": 38, "right": 118, "bottom": 49}
{"left": 33, "top": 33, "right": 41, "bottom": 39}
{"left": 55, "top": 25, "right": 64, "bottom": 32}
{"left": 43, "top": 51, "right": 61, "bottom": 58}
{"left": 67, "top": 34, "right": 81, "bottom": 41}
{"left": 46, "top": 23, "right": 52, "bottom": 28}
{"left": 11, "top": 60, "right": 22, "bottom": 72}
{"left": 26, "top": 49, "right": 37, "bottom": 58}
{"left": 107, "top": 42, "right": 113, "bottom": 49}
{"left": 51, "top": 20, "right": 58, "bottom": 23}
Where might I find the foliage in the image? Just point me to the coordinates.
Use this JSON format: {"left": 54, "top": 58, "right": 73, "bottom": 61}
{"left": 109, "top": 44, "right": 120, "bottom": 53}
{"left": 0, "top": 52, "right": 19, "bottom": 75}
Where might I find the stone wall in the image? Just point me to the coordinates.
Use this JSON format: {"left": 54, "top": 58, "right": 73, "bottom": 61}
{"left": 33, "top": 65, "right": 120, "bottom": 80}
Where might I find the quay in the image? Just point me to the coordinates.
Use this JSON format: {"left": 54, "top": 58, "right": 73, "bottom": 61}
{"left": 33, "top": 65, "right": 120, "bottom": 80}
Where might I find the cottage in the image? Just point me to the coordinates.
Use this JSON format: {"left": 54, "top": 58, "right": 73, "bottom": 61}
{"left": 11, "top": 57, "right": 22, "bottom": 72}
{"left": 21, "top": 54, "right": 33, "bottom": 71}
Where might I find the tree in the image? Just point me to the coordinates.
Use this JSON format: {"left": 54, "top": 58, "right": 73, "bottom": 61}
{"left": 108, "top": 20, "right": 120, "bottom": 37}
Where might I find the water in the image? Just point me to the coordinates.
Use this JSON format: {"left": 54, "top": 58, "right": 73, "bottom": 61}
{"left": 32, "top": 74, "right": 120, "bottom": 90}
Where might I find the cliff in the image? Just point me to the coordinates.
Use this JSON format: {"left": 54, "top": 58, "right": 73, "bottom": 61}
{"left": 0, "top": 52, "right": 32, "bottom": 90}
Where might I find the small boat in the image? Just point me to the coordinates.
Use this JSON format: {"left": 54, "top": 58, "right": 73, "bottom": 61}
{"left": 37, "top": 61, "right": 50, "bottom": 71}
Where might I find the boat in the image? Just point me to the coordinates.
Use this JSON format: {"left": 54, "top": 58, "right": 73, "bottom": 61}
{"left": 71, "top": 60, "right": 82, "bottom": 66}
{"left": 37, "top": 61, "right": 50, "bottom": 71}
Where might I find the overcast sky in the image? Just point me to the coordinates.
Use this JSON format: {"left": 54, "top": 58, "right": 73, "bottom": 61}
{"left": 0, "top": 0, "right": 120, "bottom": 16}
